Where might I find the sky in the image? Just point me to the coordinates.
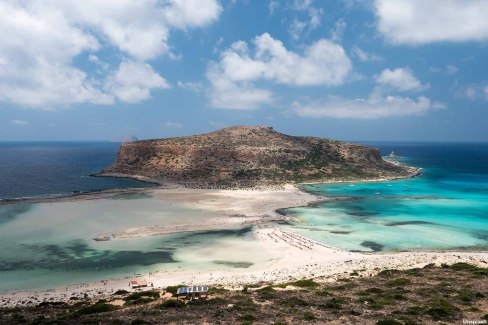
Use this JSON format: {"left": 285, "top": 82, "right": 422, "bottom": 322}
{"left": 0, "top": 0, "right": 487, "bottom": 142}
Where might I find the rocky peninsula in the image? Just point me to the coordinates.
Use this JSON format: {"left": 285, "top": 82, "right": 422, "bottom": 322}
{"left": 95, "top": 126, "right": 418, "bottom": 187}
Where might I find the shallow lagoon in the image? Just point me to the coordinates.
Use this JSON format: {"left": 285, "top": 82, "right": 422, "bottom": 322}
{"left": 0, "top": 194, "right": 271, "bottom": 291}
{"left": 284, "top": 143, "right": 488, "bottom": 252}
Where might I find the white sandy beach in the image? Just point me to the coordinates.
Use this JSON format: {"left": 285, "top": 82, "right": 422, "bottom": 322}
{"left": 1, "top": 185, "right": 487, "bottom": 307}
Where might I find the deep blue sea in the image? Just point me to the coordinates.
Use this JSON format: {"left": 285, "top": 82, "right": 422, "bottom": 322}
{"left": 284, "top": 142, "right": 488, "bottom": 252}
{"left": 0, "top": 142, "right": 154, "bottom": 200}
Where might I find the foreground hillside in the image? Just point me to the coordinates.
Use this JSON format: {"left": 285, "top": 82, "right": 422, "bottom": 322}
{"left": 97, "top": 126, "right": 417, "bottom": 187}
{"left": 1, "top": 263, "right": 487, "bottom": 324}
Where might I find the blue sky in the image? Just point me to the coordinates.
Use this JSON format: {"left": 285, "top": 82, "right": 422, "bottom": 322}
{"left": 0, "top": 0, "right": 487, "bottom": 141}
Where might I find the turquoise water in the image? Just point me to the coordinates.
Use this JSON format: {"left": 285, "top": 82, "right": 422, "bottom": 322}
{"left": 283, "top": 143, "right": 488, "bottom": 252}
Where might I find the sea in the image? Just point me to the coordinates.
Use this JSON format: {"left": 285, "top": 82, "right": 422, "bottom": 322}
{"left": 284, "top": 142, "right": 488, "bottom": 252}
{"left": 0, "top": 141, "right": 154, "bottom": 200}
{"left": 0, "top": 141, "right": 487, "bottom": 291}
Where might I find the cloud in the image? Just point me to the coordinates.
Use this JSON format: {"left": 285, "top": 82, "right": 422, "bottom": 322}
{"left": 375, "top": 0, "right": 488, "bottom": 45}
{"left": 331, "top": 19, "right": 346, "bottom": 42}
{"left": 462, "top": 84, "right": 488, "bottom": 101}
{"left": 445, "top": 65, "right": 459, "bottom": 75}
{"left": 352, "top": 46, "right": 382, "bottom": 62}
{"left": 177, "top": 81, "right": 203, "bottom": 93}
{"left": 220, "top": 33, "right": 352, "bottom": 86}
{"left": 430, "top": 64, "right": 459, "bottom": 75}
{"left": 375, "top": 68, "right": 428, "bottom": 92}
{"left": 162, "top": 0, "right": 222, "bottom": 30}
{"left": 207, "top": 33, "right": 352, "bottom": 109}
{"left": 281, "top": 0, "right": 323, "bottom": 40}
{"left": 11, "top": 119, "right": 29, "bottom": 126}
{"left": 0, "top": 0, "right": 221, "bottom": 108}
{"left": 269, "top": 1, "right": 280, "bottom": 14}
{"left": 105, "top": 60, "right": 170, "bottom": 103}
{"left": 290, "top": 65, "right": 441, "bottom": 119}
{"left": 291, "top": 95, "right": 445, "bottom": 119}
{"left": 206, "top": 63, "right": 274, "bottom": 110}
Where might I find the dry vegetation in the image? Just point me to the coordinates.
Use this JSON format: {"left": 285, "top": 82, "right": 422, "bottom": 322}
{"left": 2, "top": 263, "right": 488, "bottom": 324}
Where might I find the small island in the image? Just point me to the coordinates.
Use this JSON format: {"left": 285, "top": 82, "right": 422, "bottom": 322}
{"left": 95, "top": 126, "right": 418, "bottom": 187}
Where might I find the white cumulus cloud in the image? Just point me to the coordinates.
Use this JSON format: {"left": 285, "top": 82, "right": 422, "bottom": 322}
{"left": 105, "top": 60, "right": 170, "bottom": 103}
{"left": 375, "top": 0, "right": 488, "bottom": 45}
{"left": 220, "top": 33, "right": 352, "bottom": 86}
{"left": 291, "top": 95, "right": 445, "bottom": 119}
{"left": 206, "top": 63, "right": 274, "bottom": 110}
{"left": 375, "top": 68, "right": 428, "bottom": 92}
{"left": 0, "top": 0, "right": 221, "bottom": 108}
{"left": 207, "top": 33, "right": 352, "bottom": 109}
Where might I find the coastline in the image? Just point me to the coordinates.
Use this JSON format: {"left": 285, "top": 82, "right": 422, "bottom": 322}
{"left": 1, "top": 177, "right": 488, "bottom": 307}
{"left": 1, "top": 162, "right": 421, "bottom": 206}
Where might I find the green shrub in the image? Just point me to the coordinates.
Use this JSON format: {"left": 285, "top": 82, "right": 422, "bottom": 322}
{"left": 282, "top": 297, "right": 309, "bottom": 307}
{"left": 378, "top": 269, "right": 401, "bottom": 277}
{"left": 71, "top": 301, "right": 115, "bottom": 317}
{"left": 209, "top": 286, "right": 229, "bottom": 294}
{"left": 38, "top": 301, "right": 67, "bottom": 307}
{"left": 303, "top": 311, "right": 315, "bottom": 320}
{"left": 158, "top": 299, "right": 185, "bottom": 309}
{"left": 113, "top": 289, "right": 129, "bottom": 295}
{"left": 124, "top": 290, "right": 160, "bottom": 301}
{"left": 389, "top": 278, "right": 411, "bottom": 286}
{"left": 164, "top": 285, "right": 184, "bottom": 296}
{"left": 324, "top": 297, "right": 345, "bottom": 310}
{"left": 123, "top": 290, "right": 160, "bottom": 305}
{"left": 241, "top": 314, "right": 255, "bottom": 325}
{"left": 366, "top": 287, "right": 383, "bottom": 294}
{"left": 426, "top": 299, "right": 459, "bottom": 320}
{"left": 450, "top": 263, "right": 488, "bottom": 275}
{"left": 277, "top": 279, "right": 319, "bottom": 288}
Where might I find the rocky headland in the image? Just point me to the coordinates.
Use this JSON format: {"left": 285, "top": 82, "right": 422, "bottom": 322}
{"left": 95, "top": 126, "right": 418, "bottom": 187}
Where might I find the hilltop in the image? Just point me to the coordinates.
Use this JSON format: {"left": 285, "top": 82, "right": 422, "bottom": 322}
{"left": 96, "top": 126, "right": 418, "bottom": 187}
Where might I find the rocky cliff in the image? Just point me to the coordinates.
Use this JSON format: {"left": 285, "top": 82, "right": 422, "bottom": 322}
{"left": 97, "top": 126, "right": 418, "bottom": 187}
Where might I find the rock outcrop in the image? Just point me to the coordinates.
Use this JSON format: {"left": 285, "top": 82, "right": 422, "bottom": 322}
{"left": 96, "top": 126, "right": 418, "bottom": 187}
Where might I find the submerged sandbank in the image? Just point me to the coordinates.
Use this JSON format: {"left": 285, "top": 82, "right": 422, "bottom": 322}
{"left": 1, "top": 183, "right": 487, "bottom": 308}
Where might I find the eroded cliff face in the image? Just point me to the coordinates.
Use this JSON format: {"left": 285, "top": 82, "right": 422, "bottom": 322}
{"left": 98, "top": 126, "right": 417, "bottom": 186}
